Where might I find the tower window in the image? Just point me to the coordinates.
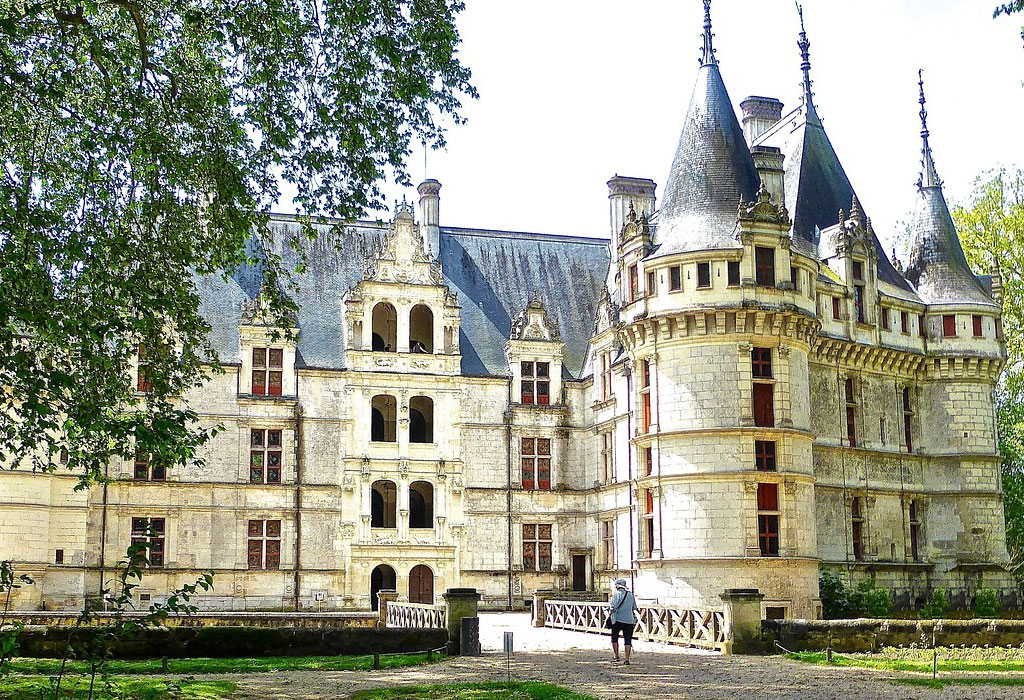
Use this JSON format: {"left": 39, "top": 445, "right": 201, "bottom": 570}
{"left": 728, "top": 261, "right": 741, "bottom": 286}
{"left": 851, "top": 497, "right": 865, "bottom": 561}
{"left": 753, "top": 383, "right": 774, "bottom": 428}
{"left": 973, "top": 315, "right": 983, "bottom": 338}
{"left": 670, "top": 266, "right": 682, "bottom": 291}
{"left": 909, "top": 500, "right": 921, "bottom": 562}
{"left": 600, "top": 431, "right": 614, "bottom": 483}
{"left": 832, "top": 297, "right": 841, "bottom": 320}
{"left": 751, "top": 348, "right": 772, "bottom": 379}
{"left": 642, "top": 490, "right": 656, "bottom": 557}
{"left": 628, "top": 264, "right": 639, "bottom": 302}
{"left": 697, "top": 262, "right": 711, "bottom": 289}
{"left": 521, "top": 361, "right": 550, "bottom": 405}
{"left": 646, "top": 270, "right": 656, "bottom": 296}
{"left": 881, "top": 307, "right": 890, "bottom": 331}
{"left": 600, "top": 351, "right": 613, "bottom": 400}
{"left": 903, "top": 387, "right": 914, "bottom": 453}
{"left": 137, "top": 345, "right": 152, "bottom": 393}
{"left": 845, "top": 378, "right": 857, "bottom": 447}
{"left": 901, "top": 311, "right": 909, "bottom": 334}
{"left": 757, "top": 483, "right": 780, "bottom": 557}
{"left": 755, "top": 440, "right": 776, "bottom": 472}
{"left": 919, "top": 314, "right": 926, "bottom": 338}
{"left": 755, "top": 247, "right": 775, "bottom": 287}
{"left": 943, "top": 315, "right": 956, "bottom": 337}
{"left": 644, "top": 446, "right": 653, "bottom": 477}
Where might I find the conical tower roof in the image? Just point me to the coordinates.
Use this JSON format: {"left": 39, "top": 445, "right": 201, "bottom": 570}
{"left": 652, "top": 0, "right": 759, "bottom": 257}
{"left": 904, "top": 72, "right": 994, "bottom": 307}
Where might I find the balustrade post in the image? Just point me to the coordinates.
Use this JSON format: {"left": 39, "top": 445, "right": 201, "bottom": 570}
{"left": 532, "top": 589, "right": 554, "bottom": 627}
{"left": 442, "top": 587, "right": 481, "bottom": 655}
{"left": 377, "top": 588, "right": 398, "bottom": 627}
{"left": 720, "top": 588, "right": 765, "bottom": 655}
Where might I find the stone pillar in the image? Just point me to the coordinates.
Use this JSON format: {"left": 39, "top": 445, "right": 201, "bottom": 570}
{"left": 443, "top": 587, "right": 481, "bottom": 654}
{"left": 532, "top": 589, "right": 554, "bottom": 627}
{"left": 377, "top": 588, "right": 398, "bottom": 626}
{"left": 721, "top": 588, "right": 765, "bottom": 655}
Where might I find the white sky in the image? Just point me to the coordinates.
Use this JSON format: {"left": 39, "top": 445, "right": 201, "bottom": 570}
{"left": 299, "top": 1, "right": 1024, "bottom": 257}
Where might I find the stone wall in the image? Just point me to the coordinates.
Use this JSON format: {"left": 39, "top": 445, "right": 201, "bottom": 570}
{"left": 763, "top": 618, "right": 1024, "bottom": 653}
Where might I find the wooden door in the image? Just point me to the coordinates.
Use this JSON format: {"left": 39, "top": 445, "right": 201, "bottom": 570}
{"left": 409, "top": 565, "right": 434, "bottom": 604}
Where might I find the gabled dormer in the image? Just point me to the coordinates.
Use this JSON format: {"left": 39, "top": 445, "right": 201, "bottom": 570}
{"left": 506, "top": 300, "right": 565, "bottom": 408}
{"left": 822, "top": 198, "right": 878, "bottom": 333}
{"left": 239, "top": 284, "right": 298, "bottom": 399}
{"left": 342, "top": 201, "right": 461, "bottom": 375}
{"left": 617, "top": 204, "right": 653, "bottom": 307}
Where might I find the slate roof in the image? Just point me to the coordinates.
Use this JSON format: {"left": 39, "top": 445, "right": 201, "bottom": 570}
{"left": 652, "top": 62, "right": 760, "bottom": 257}
{"left": 195, "top": 217, "right": 609, "bottom": 379}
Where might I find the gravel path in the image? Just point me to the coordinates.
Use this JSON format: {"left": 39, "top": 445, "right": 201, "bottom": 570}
{"left": 221, "top": 613, "right": 1024, "bottom": 700}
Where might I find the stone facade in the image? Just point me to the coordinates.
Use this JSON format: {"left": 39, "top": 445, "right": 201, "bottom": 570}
{"left": 0, "top": 6, "right": 1016, "bottom": 619}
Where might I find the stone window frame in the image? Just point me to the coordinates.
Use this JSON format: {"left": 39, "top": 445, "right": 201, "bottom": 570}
{"left": 754, "top": 440, "right": 776, "bottom": 472}
{"left": 641, "top": 489, "right": 656, "bottom": 558}
{"left": 250, "top": 428, "right": 283, "bottom": 484}
{"left": 520, "top": 436, "right": 552, "bottom": 491}
{"left": 696, "top": 261, "right": 712, "bottom": 289}
{"left": 133, "top": 450, "right": 166, "bottom": 482}
{"left": 756, "top": 484, "right": 780, "bottom": 557}
{"left": 599, "top": 431, "right": 614, "bottom": 484}
{"left": 851, "top": 497, "right": 865, "bottom": 561}
{"left": 844, "top": 377, "right": 858, "bottom": 448}
{"left": 131, "top": 517, "right": 165, "bottom": 568}
{"left": 639, "top": 358, "right": 653, "bottom": 434}
{"left": 908, "top": 499, "right": 922, "bottom": 562}
{"left": 727, "top": 260, "right": 741, "bottom": 287}
{"left": 247, "top": 519, "right": 281, "bottom": 570}
{"left": 522, "top": 523, "right": 553, "bottom": 572}
{"left": 251, "top": 347, "right": 284, "bottom": 396}
{"left": 902, "top": 386, "right": 914, "bottom": 453}
{"left": 599, "top": 351, "right": 613, "bottom": 400}
{"left": 669, "top": 266, "right": 682, "bottom": 292}
{"left": 601, "top": 519, "right": 615, "bottom": 570}
{"left": 755, "top": 246, "right": 776, "bottom": 287}
{"left": 646, "top": 270, "right": 656, "bottom": 297}
{"left": 520, "top": 360, "right": 551, "bottom": 406}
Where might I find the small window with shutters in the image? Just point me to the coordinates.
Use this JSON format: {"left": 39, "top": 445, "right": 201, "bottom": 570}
{"left": 753, "top": 383, "right": 774, "bottom": 428}
{"left": 881, "top": 307, "right": 890, "bottom": 331}
{"left": 751, "top": 348, "right": 772, "bottom": 379}
{"left": 832, "top": 296, "right": 841, "bottom": 320}
{"left": 973, "top": 315, "right": 983, "bottom": 338}
{"left": 901, "top": 311, "right": 909, "bottom": 334}
{"left": 757, "top": 483, "right": 780, "bottom": 557}
{"left": 755, "top": 440, "right": 776, "bottom": 472}
{"left": 247, "top": 519, "right": 281, "bottom": 570}
{"left": 755, "top": 247, "right": 775, "bottom": 287}
{"left": 252, "top": 347, "right": 284, "bottom": 396}
{"left": 646, "top": 270, "right": 656, "bottom": 297}
{"left": 943, "top": 315, "right": 956, "bottom": 337}
{"left": 697, "top": 262, "right": 711, "bottom": 289}
{"left": 845, "top": 378, "right": 857, "bottom": 447}
{"left": 521, "top": 437, "right": 551, "bottom": 490}
{"left": 919, "top": 314, "right": 926, "bottom": 338}
{"left": 522, "top": 524, "right": 552, "bottom": 572}
{"left": 727, "top": 261, "right": 741, "bottom": 287}
{"left": 628, "top": 265, "right": 639, "bottom": 302}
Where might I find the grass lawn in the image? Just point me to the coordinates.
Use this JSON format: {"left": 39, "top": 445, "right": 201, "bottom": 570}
{"left": 6, "top": 652, "right": 436, "bottom": 675}
{"left": 350, "top": 682, "right": 598, "bottom": 700}
{"left": 895, "top": 678, "right": 1024, "bottom": 689}
{"left": 786, "top": 650, "right": 1024, "bottom": 674}
{"left": 0, "top": 677, "right": 235, "bottom": 700}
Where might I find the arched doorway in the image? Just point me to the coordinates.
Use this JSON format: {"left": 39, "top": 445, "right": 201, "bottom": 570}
{"left": 409, "top": 564, "right": 434, "bottom": 604}
{"left": 370, "top": 564, "right": 396, "bottom": 611}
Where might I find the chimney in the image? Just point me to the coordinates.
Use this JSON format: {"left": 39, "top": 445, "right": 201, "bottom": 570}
{"left": 606, "top": 176, "right": 656, "bottom": 297}
{"left": 751, "top": 146, "right": 785, "bottom": 208}
{"left": 417, "top": 179, "right": 441, "bottom": 259}
{"left": 740, "top": 96, "right": 784, "bottom": 145}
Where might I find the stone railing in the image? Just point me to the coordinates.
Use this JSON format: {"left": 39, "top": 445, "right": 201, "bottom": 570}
{"left": 2, "top": 611, "right": 379, "bottom": 629}
{"left": 543, "top": 599, "right": 728, "bottom": 651}
{"left": 385, "top": 601, "right": 447, "bottom": 630}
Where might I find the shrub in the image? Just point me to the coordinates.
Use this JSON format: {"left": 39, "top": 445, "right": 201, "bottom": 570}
{"left": 973, "top": 588, "right": 1000, "bottom": 618}
{"left": 919, "top": 589, "right": 949, "bottom": 619}
{"left": 857, "top": 580, "right": 893, "bottom": 618}
{"left": 819, "top": 571, "right": 892, "bottom": 619}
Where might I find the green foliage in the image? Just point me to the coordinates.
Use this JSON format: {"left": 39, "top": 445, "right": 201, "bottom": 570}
{"left": 351, "top": 682, "right": 600, "bottom": 700}
{"left": 919, "top": 588, "right": 949, "bottom": 620}
{"left": 0, "top": 1, "right": 476, "bottom": 489}
{"left": 789, "top": 645, "right": 1024, "bottom": 673}
{"left": 0, "top": 561, "right": 34, "bottom": 678}
{"left": 6, "top": 652, "right": 436, "bottom": 675}
{"left": 0, "top": 677, "right": 235, "bottom": 700}
{"left": 953, "top": 167, "right": 1024, "bottom": 588}
{"left": 818, "top": 571, "right": 891, "bottom": 619}
{"left": 974, "top": 588, "right": 1001, "bottom": 618}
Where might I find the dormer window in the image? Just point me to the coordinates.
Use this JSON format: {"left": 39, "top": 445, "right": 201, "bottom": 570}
{"left": 755, "top": 247, "right": 775, "bottom": 287}
{"left": 521, "top": 361, "right": 550, "bottom": 405}
{"left": 852, "top": 261, "right": 866, "bottom": 323}
{"left": 628, "top": 265, "right": 639, "bottom": 302}
{"left": 252, "top": 348, "right": 283, "bottom": 396}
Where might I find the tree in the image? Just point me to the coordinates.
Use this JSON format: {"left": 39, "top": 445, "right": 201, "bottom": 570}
{"left": 0, "top": 1, "right": 476, "bottom": 488}
{"left": 952, "top": 167, "right": 1024, "bottom": 585}
{"left": 994, "top": 1, "right": 1024, "bottom": 45}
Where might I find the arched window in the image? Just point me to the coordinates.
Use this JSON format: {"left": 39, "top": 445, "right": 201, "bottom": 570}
{"left": 372, "top": 302, "right": 397, "bottom": 352}
{"left": 409, "top": 396, "right": 434, "bottom": 443}
{"left": 371, "top": 480, "right": 397, "bottom": 528}
{"left": 371, "top": 395, "right": 397, "bottom": 442}
{"left": 370, "top": 564, "right": 397, "bottom": 611}
{"left": 409, "top": 481, "right": 434, "bottom": 529}
{"left": 409, "top": 305, "right": 434, "bottom": 353}
{"left": 409, "top": 564, "right": 434, "bottom": 604}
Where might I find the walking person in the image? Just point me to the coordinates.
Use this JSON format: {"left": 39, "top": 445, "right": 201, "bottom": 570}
{"left": 608, "top": 578, "right": 639, "bottom": 665}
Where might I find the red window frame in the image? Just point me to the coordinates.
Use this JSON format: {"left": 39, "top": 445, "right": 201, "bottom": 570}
{"left": 247, "top": 519, "right": 281, "bottom": 570}
{"left": 756, "top": 484, "right": 779, "bottom": 557}
{"left": 755, "top": 247, "right": 775, "bottom": 287}
{"left": 753, "top": 383, "right": 774, "bottom": 428}
{"left": 942, "top": 315, "right": 956, "bottom": 338}
{"left": 522, "top": 524, "right": 552, "bottom": 572}
{"left": 881, "top": 307, "right": 890, "bottom": 330}
{"left": 644, "top": 446, "right": 653, "bottom": 477}
{"left": 755, "top": 440, "right": 776, "bottom": 472}
{"left": 832, "top": 297, "right": 841, "bottom": 320}
{"left": 250, "top": 429, "right": 283, "bottom": 484}
{"left": 521, "top": 437, "right": 551, "bottom": 490}
{"left": 131, "top": 517, "right": 165, "bottom": 568}
{"left": 520, "top": 361, "right": 550, "bottom": 405}
{"left": 751, "top": 348, "right": 772, "bottom": 379}
{"left": 973, "top": 315, "right": 983, "bottom": 337}
{"left": 252, "top": 347, "right": 284, "bottom": 396}
{"left": 901, "top": 311, "right": 909, "bottom": 334}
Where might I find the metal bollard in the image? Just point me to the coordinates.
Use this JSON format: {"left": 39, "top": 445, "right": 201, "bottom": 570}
{"left": 373, "top": 653, "right": 380, "bottom": 670}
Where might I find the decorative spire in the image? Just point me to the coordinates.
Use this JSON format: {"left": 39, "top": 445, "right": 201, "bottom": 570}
{"left": 700, "top": 0, "right": 717, "bottom": 66}
{"left": 917, "top": 69, "right": 941, "bottom": 189}
{"left": 796, "top": 3, "right": 813, "bottom": 103}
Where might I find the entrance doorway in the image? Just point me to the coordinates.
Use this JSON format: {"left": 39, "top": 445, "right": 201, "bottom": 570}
{"left": 409, "top": 564, "right": 435, "bottom": 604}
{"left": 370, "top": 564, "right": 396, "bottom": 611}
{"left": 571, "top": 555, "right": 587, "bottom": 592}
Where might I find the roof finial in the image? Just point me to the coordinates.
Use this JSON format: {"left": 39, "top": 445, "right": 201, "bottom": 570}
{"left": 796, "top": 3, "right": 813, "bottom": 103}
{"left": 917, "top": 69, "right": 941, "bottom": 189}
{"left": 700, "top": 0, "right": 718, "bottom": 67}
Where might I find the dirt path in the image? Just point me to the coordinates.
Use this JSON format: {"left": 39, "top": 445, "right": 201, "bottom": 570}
{"left": 220, "top": 613, "right": 1024, "bottom": 700}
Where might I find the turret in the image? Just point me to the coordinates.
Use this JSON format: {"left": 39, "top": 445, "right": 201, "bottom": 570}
{"left": 417, "top": 179, "right": 441, "bottom": 260}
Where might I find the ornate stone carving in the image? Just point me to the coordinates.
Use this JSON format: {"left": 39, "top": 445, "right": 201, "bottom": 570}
{"left": 737, "top": 182, "right": 791, "bottom": 227}
{"left": 510, "top": 299, "right": 560, "bottom": 342}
